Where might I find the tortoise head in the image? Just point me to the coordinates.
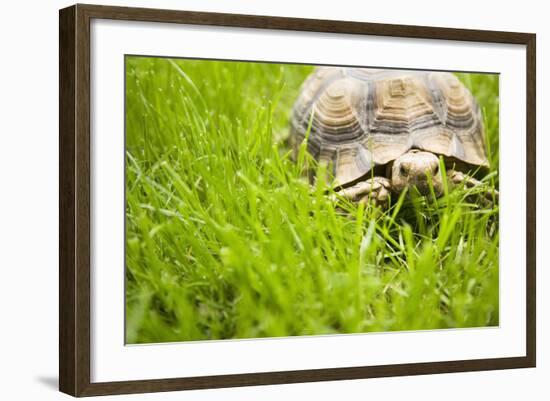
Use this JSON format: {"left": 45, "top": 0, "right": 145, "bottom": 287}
{"left": 389, "top": 150, "right": 443, "bottom": 196}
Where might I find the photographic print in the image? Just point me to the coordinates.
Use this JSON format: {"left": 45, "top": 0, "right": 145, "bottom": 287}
{"left": 124, "top": 57, "right": 500, "bottom": 344}
{"left": 59, "top": 5, "right": 535, "bottom": 395}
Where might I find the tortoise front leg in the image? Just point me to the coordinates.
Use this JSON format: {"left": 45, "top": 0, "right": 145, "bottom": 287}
{"left": 447, "top": 170, "right": 499, "bottom": 204}
{"left": 333, "top": 176, "right": 392, "bottom": 208}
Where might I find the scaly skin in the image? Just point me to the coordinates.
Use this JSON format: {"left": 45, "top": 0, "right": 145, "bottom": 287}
{"left": 334, "top": 150, "right": 497, "bottom": 208}
{"left": 447, "top": 169, "right": 499, "bottom": 204}
{"left": 334, "top": 176, "right": 392, "bottom": 208}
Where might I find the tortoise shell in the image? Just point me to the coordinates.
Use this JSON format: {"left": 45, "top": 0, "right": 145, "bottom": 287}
{"left": 290, "top": 67, "right": 489, "bottom": 186}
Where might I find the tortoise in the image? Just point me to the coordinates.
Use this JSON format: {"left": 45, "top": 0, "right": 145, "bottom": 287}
{"left": 290, "top": 67, "right": 496, "bottom": 206}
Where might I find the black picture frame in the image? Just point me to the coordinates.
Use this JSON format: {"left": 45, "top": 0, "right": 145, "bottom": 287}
{"left": 59, "top": 3, "right": 536, "bottom": 396}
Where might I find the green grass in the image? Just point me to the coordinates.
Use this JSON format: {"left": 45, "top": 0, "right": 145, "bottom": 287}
{"left": 125, "top": 57, "right": 499, "bottom": 344}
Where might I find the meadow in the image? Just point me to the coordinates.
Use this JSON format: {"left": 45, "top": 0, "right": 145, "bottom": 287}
{"left": 125, "top": 57, "right": 499, "bottom": 344}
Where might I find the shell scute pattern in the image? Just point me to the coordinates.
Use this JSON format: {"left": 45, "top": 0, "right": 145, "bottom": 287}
{"left": 291, "top": 67, "right": 489, "bottom": 187}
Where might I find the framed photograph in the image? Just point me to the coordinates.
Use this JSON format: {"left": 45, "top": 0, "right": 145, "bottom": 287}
{"left": 59, "top": 4, "right": 536, "bottom": 397}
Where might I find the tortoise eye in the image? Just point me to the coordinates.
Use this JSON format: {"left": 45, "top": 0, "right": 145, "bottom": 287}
{"left": 400, "top": 165, "right": 408, "bottom": 175}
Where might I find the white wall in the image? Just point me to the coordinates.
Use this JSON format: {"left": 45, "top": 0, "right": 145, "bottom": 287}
{"left": 0, "top": 0, "right": 545, "bottom": 399}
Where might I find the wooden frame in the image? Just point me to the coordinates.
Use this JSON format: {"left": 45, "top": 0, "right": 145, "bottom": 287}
{"left": 59, "top": 3, "right": 536, "bottom": 397}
